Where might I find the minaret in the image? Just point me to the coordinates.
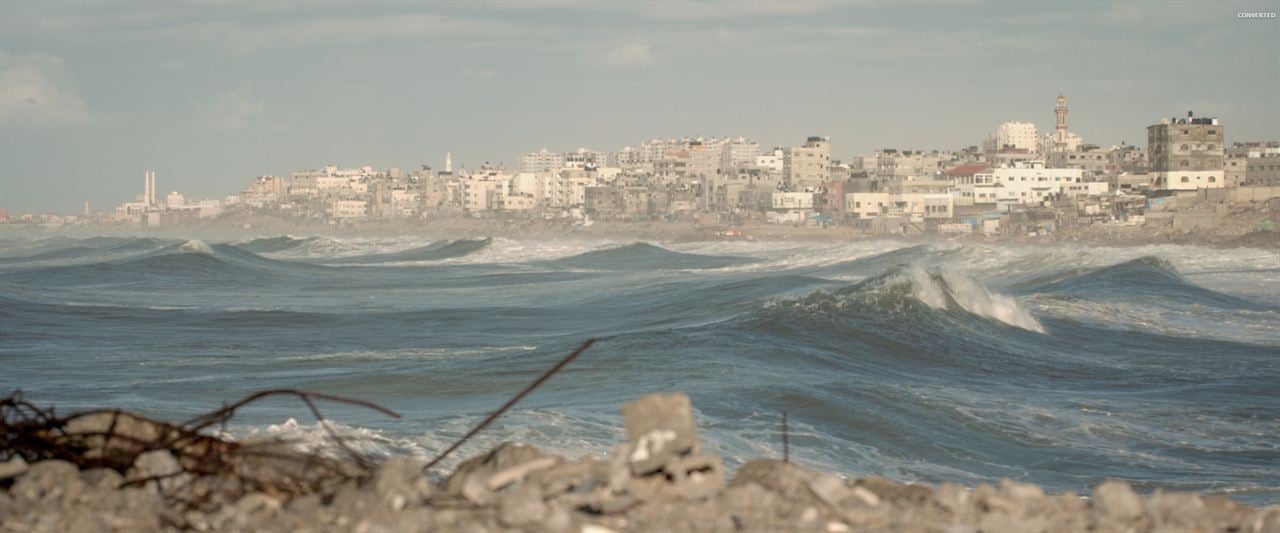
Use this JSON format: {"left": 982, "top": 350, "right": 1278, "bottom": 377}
{"left": 1054, "top": 94, "right": 1068, "bottom": 151}
{"left": 143, "top": 170, "right": 152, "bottom": 208}
{"left": 445, "top": 152, "right": 453, "bottom": 173}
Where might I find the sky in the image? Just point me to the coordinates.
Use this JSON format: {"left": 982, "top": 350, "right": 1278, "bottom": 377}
{"left": 1, "top": 1, "right": 1278, "bottom": 213}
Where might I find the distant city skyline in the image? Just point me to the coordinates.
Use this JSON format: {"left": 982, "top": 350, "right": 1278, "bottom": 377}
{"left": 2, "top": 1, "right": 1278, "bottom": 212}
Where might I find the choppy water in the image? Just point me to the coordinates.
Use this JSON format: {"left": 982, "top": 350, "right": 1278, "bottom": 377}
{"left": 2, "top": 235, "right": 1277, "bottom": 504}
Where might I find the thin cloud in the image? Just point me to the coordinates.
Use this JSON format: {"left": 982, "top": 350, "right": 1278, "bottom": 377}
{"left": 587, "top": 39, "right": 656, "bottom": 68}
{"left": 0, "top": 50, "right": 91, "bottom": 125}
{"left": 200, "top": 89, "right": 267, "bottom": 131}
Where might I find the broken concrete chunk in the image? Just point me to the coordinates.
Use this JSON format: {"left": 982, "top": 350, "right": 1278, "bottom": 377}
{"left": 621, "top": 393, "right": 697, "bottom": 475}
{"left": 487, "top": 456, "right": 559, "bottom": 491}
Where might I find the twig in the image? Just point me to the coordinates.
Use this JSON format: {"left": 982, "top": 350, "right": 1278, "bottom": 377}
{"left": 424, "top": 338, "right": 596, "bottom": 471}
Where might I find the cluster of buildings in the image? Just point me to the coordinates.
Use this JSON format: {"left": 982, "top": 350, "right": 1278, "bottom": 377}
{"left": 7, "top": 95, "right": 1278, "bottom": 235}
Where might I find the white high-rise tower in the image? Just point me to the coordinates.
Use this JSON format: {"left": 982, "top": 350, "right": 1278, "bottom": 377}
{"left": 445, "top": 152, "right": 453, "bottom": 173}
{"left": 143, "top": 170, "right": 157, "bottom": 208}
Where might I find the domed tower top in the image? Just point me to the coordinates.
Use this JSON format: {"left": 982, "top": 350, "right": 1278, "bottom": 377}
{"left": 1057, "top": 94, "right": 1066, "bottom": 106}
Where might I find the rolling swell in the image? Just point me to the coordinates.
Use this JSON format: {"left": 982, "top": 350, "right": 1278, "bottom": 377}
{"left": 320, "top": 238, "right": 492, "bottom": 264}
{"left": 0, "top": 240, "right": 328, "bottom": 287}
{"left": 237, "top": 235, "right": 320, "bottom": 253}
{"left": 548, "top": 242, "right": 755, "bottom": 270}
{"left": 1016, "top": 256, "right": 1275, "bottom": 311}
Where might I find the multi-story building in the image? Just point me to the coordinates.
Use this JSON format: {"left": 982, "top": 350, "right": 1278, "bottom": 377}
{"left": 756, "top": 148, "right": 785, "bottom": 173}
{"left": 610, "top": 147, "right": 644, "bottom": 168}
{"left": 1147, "top": 113, "right": 1225, "bottom": 191}
{"left": 1245, "top": 155, "right": 1280, "bottom": 186}
{"left": 520, "top": 149, "right": 565, "bottom": 173}
{"left": 990, "top": 121, "right": 1039, "bottom": 152}
{"left": 563, "top": 148, "right": 606, "bottom": 169}
{"left": 956, "top": 161, "right": 1095, "bottom": 207}
{"left": 783, "top": 136, "right": 830, "bottom": 190}
{"left": 1046, "top": 146, "right": 1108, "bottom": 175}
{"left": 719, "top": 137, "right": 760, "bottom": 173}
{"left": 1228, "top": 142, "right": 1280, "bottom": 186}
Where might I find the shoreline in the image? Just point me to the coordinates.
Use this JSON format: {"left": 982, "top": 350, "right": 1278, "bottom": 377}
{"left": 2, "top": 213, "right": 1276, "bottom": 250}
{"left": 2, "top": 392, "right": 1276, "bottom": 532}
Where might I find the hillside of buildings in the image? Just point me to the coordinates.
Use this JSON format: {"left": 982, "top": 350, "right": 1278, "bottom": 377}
{"left": 5, "top": 99, "right": 1279, "bottom": 246}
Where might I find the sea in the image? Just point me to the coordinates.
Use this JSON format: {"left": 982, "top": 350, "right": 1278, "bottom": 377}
{"left": 1, "top": 234, "right": 1277, "bottom": 504}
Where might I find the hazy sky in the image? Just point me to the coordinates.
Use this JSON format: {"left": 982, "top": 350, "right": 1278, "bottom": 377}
{"left": 1, "top": 1, "right": 1277, "bottom": 212}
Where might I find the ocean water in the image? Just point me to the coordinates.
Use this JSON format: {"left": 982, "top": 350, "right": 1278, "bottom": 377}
{"left": 1, "top": 235, "right": 1277, "bottom": 504}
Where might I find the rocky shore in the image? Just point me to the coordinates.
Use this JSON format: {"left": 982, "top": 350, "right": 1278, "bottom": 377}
{"left": 2, "top": 393, "right": 1277, "bottom": 532}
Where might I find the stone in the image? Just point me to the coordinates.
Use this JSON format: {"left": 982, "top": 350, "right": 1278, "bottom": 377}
{"left": 664, "top": 452, "right": 725, "bottom": 501}
{"left": 1146, "top": 490, "right": 1207, "bottom": 529}
{"left": 79, "top": 468, "right": 124, "bottom": 492}
{"left": 127, "top": 449, "right": 190, "bottom": 496}
{"left": 851, "top": 486, "right": 881, "bottom": 507}
{"left": 461, "top": 473, "right": 496, "bottom": 506}
{"left": 535, "top": 457, "right": 601, "bottom": 497}
{"left": 807, "top": 473, "right": 849, "bottom": 510}
{"left": 446, "top": 442, "right": 547, "bottom": 495}
{"left": 487, "top": 456, "right": 559, "bottom": 491}
{"left": 9, "top": 460, "right": 84, "bottom": 505}
{"left": 1091, "top": 480, "right": 1143, "bottom": 520}
{"left": 999, "top": 478, "right": 1046, "bottom": 504}
{"left": 608, "top": 443, "right": 632, "bottom": 494}
{"left": 855, "top": 476, "right": 935, "bottom": 506}
{"left": 541, "top": 502, "right": 574, "bottom": 533}
{"left": 498, "top": 482, "right": 547, "bottom": 527}
{"left": 64, "top": 412, "right": 176, "bottom": 466}
{"left": 0, "top": 456, "right": 28, "bottom": 480}
{"left": 372, "top": 456, "right": 431, "bottom": 510}
{"left": 730, "top": 459, "right": 819, "bottom": 504}
{"left": 621, "top": 393, "right": 697, "bottom": 475}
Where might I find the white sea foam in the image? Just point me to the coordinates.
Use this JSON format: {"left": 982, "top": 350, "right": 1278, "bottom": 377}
{"left": 904, "top": 265, "right": 1045, "bottom": 333}
{"left": 179, "top": 239, "right": 215, "bottom": 255}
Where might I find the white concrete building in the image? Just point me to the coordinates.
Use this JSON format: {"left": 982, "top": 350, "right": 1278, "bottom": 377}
{"left": 956, "top": 161, "right": 1089, "bottom": 207}
{"left": 520, "top": 149, "right": 564, "bottom": 173}
{"left": 993, "top": 121, "right": 1039, "bottom": 152}
{"left": 756, "top": 148, "right": 785, "bottom": 173}
{"left": 771, "top": 191, "right": 817, "bottom": 210}
{"left": 331, "top": 200, "right": 368, "bottom": 219}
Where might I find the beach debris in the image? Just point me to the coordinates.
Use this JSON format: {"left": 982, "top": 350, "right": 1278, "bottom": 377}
{"left": 3, "top": 385, "right": 1277, "bottom": 531}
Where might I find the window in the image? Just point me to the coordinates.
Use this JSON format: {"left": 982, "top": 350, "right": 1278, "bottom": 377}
{"left": 1181, "top": 176, "right": 1189, "bottom": 183}
{"left": 1209, "top": 176, "right": 1216, "bottom": 182}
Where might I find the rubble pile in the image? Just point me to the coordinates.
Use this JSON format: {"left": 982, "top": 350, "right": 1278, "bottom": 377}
{"left": 2, "top": 393, "right": 1277, "bottom": 532}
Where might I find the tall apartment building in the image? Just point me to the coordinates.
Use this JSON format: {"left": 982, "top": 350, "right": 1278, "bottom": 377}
{"left": 520, "top": 149, "right": 565, "bottom": 173}
{"left": 720, "top": 137, "right": 761, "bottom": 173}
{"left": 783, "top": 136, "right": 831, "bottom": 190}
{"left": 992, "top": 121, "right": 1039, "bottom": 152}
{"left": 563, "top": 148, "right": 606, "bottom": 169}
{"left": 1147, "top": 112, "right": 1225, "bottom": 191}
